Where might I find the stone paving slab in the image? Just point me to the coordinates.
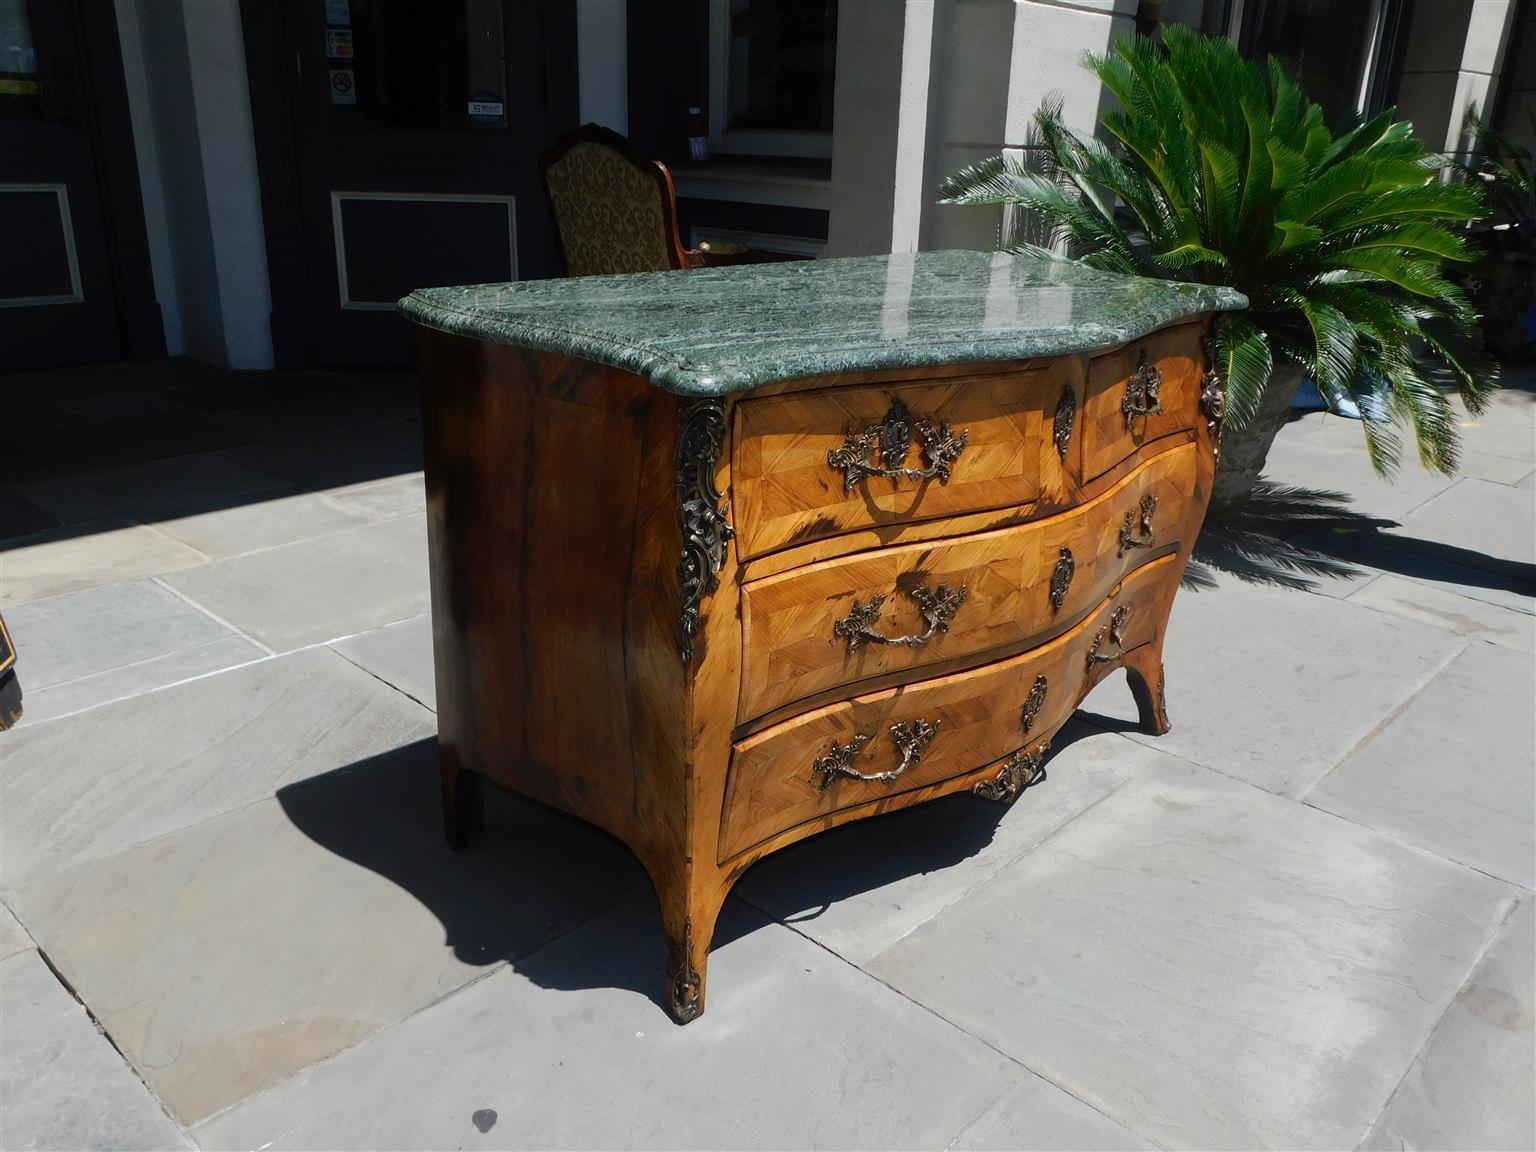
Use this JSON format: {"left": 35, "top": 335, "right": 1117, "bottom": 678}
{"left": 1384, "top": 477, "right": 1536, "bottom": 580}
{"left": 14, "top": 452, "right": 291, "bottom": 526}
{"left": 0, "top": 900, "right": 32, "bottom": 960}
{"left": 1261, "top": 434, "right": 1459, "bottom": 521}
{"left": 737, "top": 720, "right": 1165, "bottom": 966}
{"left": 1363, "top": 895, "right": 1536, "bottom": 1152}
{"left": 0, "top": 487, "right": 59, "bottom": 541}
{"left": 0, "top": 647, "right": 434, "bottom": 890}
{"left": 323, "top": 472, "right": 427, "bottom": 522}
{"left": 156, "top": 491, "right": 374, "bottom": 560}
{"left": 1, "top": 949, "right": 191, "bottom": 1151}
{"left": 947, "top": 1075, "right": 1152, "bottom": 1151}
{"left": 1082, "top": 570, "right": 1467, "bottom": 795}
{"left": 19, "top": 635, "right": 267, "bottom": 726}
{"left": 160, "top": 515, "right": 430, "bottom": 651}
{"left": 330, "top": 613, "right": 436, "bottom": 711}
{"left": 193, "top": 897, "right": 1022, "bottom": 1151}
{"left": 227, "top": 421, "right": 423, "bottom": 493}
{"left": 1289, "top": 524, "right": 1536, "bottom": 615}
{"left": 0, "top": 520, "right": 209, "bottom": 607}
{"left": 1347, "top": 571, "right": 1536, "bottom": 651}
{"left": 1306, "top": 641, "right": 1536, "bottom": 888}
{"left": 866, "top": 760, "right": 1517, "bottom": 1151}
{"left": 3, "top": 578, "right": 238, "bottom": 690}
{"left": 12, "top": 752, "right": 643, "bottom": 1126}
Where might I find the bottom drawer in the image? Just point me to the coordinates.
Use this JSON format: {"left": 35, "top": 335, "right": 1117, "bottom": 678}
{"left": 719, "top": 552, "right": 1179, "bottom": 861}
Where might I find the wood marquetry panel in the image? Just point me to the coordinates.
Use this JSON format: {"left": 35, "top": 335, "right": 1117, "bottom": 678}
{"left": 1082, "top": 323, "right": 1204, "bottom": 481}
{"left": 731, "top": 366, "right": 1078, "bottom": 560}
{"left": 737, "top": 440, "right": 1196, "bottom": 723}
{"left": 720, "top": 553, "right": 1179, "bottom": 861}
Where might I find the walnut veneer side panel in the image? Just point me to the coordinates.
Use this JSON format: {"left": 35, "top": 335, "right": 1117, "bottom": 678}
{"left": 419, "top": 331, "right": 691, "bottom": 893}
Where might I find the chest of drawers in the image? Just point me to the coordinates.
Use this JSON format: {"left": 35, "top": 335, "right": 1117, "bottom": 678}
{"left": 403, "top": 252, "right": 1244, "bottom": 1022}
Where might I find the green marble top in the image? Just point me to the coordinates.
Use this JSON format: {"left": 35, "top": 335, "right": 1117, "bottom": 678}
{"left": 398, "top": 250, "right": 1246, "bottom": 396}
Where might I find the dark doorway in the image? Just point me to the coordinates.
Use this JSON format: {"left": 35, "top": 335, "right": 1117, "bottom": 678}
{"left": 249, "top": 0, "right": 575, "bottom": 369}
{"left": 0, "top": 0, "right": 160, "bottom": 371}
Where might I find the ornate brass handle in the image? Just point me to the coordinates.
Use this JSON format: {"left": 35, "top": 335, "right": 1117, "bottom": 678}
{"left": 827, "top": 400, "right": 969, "bottom": 493}
{"left": 1117, "top": 493, "right": 1158, "bottom": 557}
{"left": 974, "top": 740, "right": 1051, "bottom": 803}
{"left": 1122, "top": 352, "right": 1165, "bottom": 427}
{"left": 834, "top": 584, "right": 967, "bottom": 651}
{"left": 812, "top": 718, "right": 941, "bottom": 790}
{"left": 1086, "top": 604, "right": 1133, "bottom": 670}
{"left": 1049, "top": 547, "right": 1075, "bottom": 615}
{"left": 1053, "top": 387, "right": 1076, "bottom": 460}
{"left": 1021, "top": 674, "right": 1049, "bottom": 736}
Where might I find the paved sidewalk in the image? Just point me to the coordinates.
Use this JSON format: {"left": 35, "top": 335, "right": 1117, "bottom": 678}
{"left": 1, "top": 360, "right": 1531, "bottom": 1150}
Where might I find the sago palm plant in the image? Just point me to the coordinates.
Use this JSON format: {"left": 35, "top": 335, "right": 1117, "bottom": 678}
{"left": 939, "top": 26, "right": 1497, "bottom": 517}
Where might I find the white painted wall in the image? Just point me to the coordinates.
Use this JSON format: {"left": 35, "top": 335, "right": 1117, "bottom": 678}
{"left": 577, "top": 0, "right": 628, "bottom": 133}
{"left": 112, "top": 0, "right": 273, "bottom": 368}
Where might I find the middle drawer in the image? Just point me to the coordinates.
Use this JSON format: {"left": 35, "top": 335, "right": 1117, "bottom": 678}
{"left": 738, "top": 440, "right": 1196, "bottom": 724}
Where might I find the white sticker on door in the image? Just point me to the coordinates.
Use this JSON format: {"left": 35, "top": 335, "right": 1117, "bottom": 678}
{"left": 324, "top": 29, "right": 353, "bottom": 59}
{"left": 324, "top": 0, "right": 351, "bottom": 26}
{"left": 329, "top": 68, "right": 356, "bottom": 105}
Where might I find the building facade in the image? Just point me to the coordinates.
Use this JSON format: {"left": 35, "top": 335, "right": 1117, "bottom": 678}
{"left": 2, "top": 0, "right": 1531, "bottom": 373}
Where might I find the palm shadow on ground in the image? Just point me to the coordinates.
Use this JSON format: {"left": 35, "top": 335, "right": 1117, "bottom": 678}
{"left": 1183, "top": 477, "right": 1536, "bottom": 595}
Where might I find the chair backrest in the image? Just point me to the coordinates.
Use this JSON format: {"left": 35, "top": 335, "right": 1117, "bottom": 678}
{"left": 540, "top": 124, "right": 691, "bottom": 277}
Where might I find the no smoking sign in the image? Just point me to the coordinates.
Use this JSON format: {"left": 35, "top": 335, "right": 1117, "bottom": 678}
{"left": 329, "top": 68, "right": 356, "bottom": 106}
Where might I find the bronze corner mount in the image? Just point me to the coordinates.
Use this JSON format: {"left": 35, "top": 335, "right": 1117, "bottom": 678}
{"left": 676, "top": 399, "right": 734, "bottom": 664}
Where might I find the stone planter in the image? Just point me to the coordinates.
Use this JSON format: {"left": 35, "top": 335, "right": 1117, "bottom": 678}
{"left": 1209, "top": 362, "right": 1306, "bottom": 522}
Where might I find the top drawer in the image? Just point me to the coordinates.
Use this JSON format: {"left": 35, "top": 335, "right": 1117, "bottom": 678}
{"left": 1081, "top": 323, "right": 1204, "bottom": 481}
{"left": 732, "top": 367, "right": 1070, "bottom": 560}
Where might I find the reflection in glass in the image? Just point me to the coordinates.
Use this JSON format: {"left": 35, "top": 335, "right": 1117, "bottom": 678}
{"left": 725, "top": 0, "right": 837, "bottom": 133}
{"left": 331, "top": 0, "right": 506, "bottom": 129}
{"left": 1245, "top": 0, "right": 1376, "bottom": 123}
{"left": 0, "top": 0, "right": 40, "bottom": 119}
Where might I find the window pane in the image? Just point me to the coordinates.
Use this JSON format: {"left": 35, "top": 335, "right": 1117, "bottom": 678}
{"left": 0, "top": 0, "right": 41, "bottom": 119}
{"left": 327, "top": 0, "right": 506, "bottom": 130}
{"left": 726, "top": 0, "right": 837, "bottom": 134}
{"left": 1248, "top": 0, "right": 1376, "bottom": 123}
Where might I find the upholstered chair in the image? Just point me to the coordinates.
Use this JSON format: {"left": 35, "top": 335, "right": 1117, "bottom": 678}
{"left": 540, "top": 124, "right": 705, "bottom": 277}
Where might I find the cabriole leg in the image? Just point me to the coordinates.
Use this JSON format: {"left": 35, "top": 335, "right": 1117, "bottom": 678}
{"left": 1123, "top": 643, "right": 1171, "bottom": 736}
{"left": 656, "top": 873, "right": 725, "bottom": 1024}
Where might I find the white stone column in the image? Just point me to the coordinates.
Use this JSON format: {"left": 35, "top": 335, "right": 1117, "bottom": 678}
{"left": 113, "top": 0, "right": 274, "bottom": 368}
{"left": 827, "top": 0, "right": 1133, "bottom": 258}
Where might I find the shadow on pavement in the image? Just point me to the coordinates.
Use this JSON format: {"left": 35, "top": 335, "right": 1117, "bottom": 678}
{"left": 1186, "top": 478, "right": 1536, "bottom": 595}
{"left": 1, "top": 360, "right": 422, "bottom": 547}
{"left": 273, "top": 723, "right": 1118, "bottom": 1015}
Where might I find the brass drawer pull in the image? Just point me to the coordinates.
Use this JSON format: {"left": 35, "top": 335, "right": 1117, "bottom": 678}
{"left": 1117, "top": 493, "right": 1159, "bottom": 557}
{"left": 1052, "top": 386, "right": 1075, "bottom": 460}
{"left": 1122, "top": 352, "right": 1165, "bottom": 426}
{"left": 812, "top": 718, "right": 941, "bottom": 790}
{"left": 834, "top": 584, "right": 967, "bottom": 651}
{"left": 828, "top": 399, "right": 969, "bottom": 493}
{"left": 1087, "top": 604, "right": 1132, "bottom": 670}
{"left": 1021, "top": 675, "right": 1048, "bottom": 735}
{"left": 1049, "top": 547, "right": 1075, "bottom": 615}
{"left": 974, "top": 740, "right": 1051, "bottom": 804}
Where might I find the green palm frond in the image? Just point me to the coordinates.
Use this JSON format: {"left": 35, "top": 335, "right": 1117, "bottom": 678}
{"left": 937, "top": 25, "right": 1496, "bottom": 478}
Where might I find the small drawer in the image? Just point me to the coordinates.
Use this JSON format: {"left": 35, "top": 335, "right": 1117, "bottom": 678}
{"left": 731, "top": 365, "right": 1077, "bottom": 561}
{"left": 738, "top": 440, "right": 1197, "bottom": 724}
{"left": 1081, "top": 323, "right": 1204, "bottom": 481}
{"left": 720, "top": 553, "right": 1178, "bottom": 861}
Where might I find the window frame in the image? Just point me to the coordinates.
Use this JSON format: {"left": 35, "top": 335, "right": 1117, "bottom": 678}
{"left": 706, "top": 0, "right": 834, "bottom": 160}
